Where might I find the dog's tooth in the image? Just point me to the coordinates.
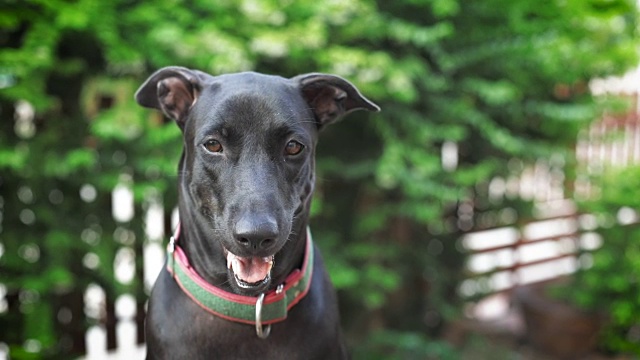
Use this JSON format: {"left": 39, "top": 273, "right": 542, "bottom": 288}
{"left": 226, "top": 252, "right": 236, "bottom": 270}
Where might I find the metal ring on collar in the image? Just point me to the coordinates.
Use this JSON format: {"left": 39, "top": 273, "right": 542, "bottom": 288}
{"left": 255, "top": 293, "right": 271, "bottom": 339}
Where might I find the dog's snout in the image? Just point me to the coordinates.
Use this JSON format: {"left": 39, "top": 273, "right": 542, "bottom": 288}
{"left": 234, "top": 215, "right": 279, "bottom": 251}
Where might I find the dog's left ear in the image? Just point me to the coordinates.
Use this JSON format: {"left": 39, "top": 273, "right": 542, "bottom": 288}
{"left": 135, "top": 66, "right": 212, "bottom": 129}
{"left": 294, "top": 73, "right": 380, "bottom": 129}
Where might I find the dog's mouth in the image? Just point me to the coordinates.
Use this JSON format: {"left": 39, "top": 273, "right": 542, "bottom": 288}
{"left": 226, "top": 251, "right": 274, "bottom": 289}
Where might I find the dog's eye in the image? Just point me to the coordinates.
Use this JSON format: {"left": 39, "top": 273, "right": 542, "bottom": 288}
{"left": 203, "top": 139, "right": 223, "bottom": 153}
{"left": 285, "top": 140, "right": 304, "bottom": 156}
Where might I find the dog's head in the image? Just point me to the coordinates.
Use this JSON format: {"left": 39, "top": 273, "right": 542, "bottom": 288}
{"left": 136, "top": 67, "right": 379, "bottom": 295}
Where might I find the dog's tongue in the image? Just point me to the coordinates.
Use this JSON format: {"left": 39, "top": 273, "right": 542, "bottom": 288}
{"left": 227, "top": 253, "right": 274, "bottom": 284}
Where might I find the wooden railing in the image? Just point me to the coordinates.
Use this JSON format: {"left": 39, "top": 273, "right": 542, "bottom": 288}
{"left": 462, "top": 93, "right": 640, "bottom": 300}
{"left": 460, "top": 204, "right": 584, "bottom": 299}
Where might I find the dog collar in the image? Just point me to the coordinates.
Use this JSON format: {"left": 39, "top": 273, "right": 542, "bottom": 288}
{"left": 166, "top": 224, "right": 314, "bottom": 338}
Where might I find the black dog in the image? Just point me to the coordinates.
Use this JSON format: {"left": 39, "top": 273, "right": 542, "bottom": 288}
{"left": 135, "top": 67, "right": 379, "bottom": 359}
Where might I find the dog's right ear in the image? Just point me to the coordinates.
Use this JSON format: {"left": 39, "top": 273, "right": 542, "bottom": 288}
{"left": 135, "top": 66, "right": 211, "bottom": 128}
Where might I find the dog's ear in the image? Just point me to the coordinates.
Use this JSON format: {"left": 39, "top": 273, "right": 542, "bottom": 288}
{"left": 135, "top": 66, "right": 211, "bottom": 128}
{"left": 294, "top": 73, "right": 380, "bottom": 129}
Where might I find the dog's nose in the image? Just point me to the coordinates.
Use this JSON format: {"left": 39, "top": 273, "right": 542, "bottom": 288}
{"left": 233, "top": 215, "right": 279, "bottom": 251}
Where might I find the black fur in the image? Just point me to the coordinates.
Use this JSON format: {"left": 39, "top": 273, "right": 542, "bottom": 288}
{"left": 135, "top": 68, "right": 379, "bottom": 359}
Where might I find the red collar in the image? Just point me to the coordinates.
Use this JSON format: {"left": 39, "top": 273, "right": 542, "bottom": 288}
{"left": 166, "top": 224, "right": 314, "bottom": 338}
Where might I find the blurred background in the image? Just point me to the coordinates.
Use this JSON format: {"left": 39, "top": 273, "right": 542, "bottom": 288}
{"left": 1, "top": 0, "right": 640, "bottom": 359}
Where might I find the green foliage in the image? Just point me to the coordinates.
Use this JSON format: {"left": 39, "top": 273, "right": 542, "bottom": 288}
{"left": 0, "top": 0, "right": 638, "bottom": 358}
{"left": 352, "top": 330, "right": 458, "bottom": 360}
{"left": 569, "top": 166, "right": 640, "bottom": 355}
